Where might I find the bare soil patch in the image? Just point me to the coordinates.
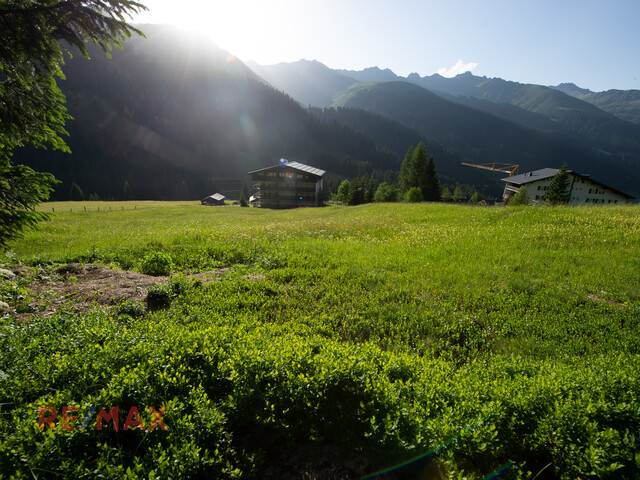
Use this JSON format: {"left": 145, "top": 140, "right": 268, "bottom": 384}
{"left": 587, "top": 293, "right": 626, "bottom": 308}
{"left": 7, "top": 263, "right": 231, "bottom": 318}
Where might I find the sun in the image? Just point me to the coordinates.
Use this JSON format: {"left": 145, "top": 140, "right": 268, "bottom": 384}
{"left": 132, "top": 0, "right": 300, "bottom": 64}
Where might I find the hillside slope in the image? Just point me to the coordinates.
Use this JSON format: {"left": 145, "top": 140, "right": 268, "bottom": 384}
{"left": 308, "top": 106, "right": 500, "bottom": 190}
{"left": 553, "top": 83, "right": 640, "bottom": 125}
{"left": 251, "top": 61, "right": 640, "bottom": 196}
{"left": 248, "top": 59, "right": 358, "bottom": 108}
{"left": 13, "top": 25, "right": 397, "bottom": 200}
{"left": 333, "top": 81, "right": 639, "bottom": 196}
{"left": 407, "top": 72, "right": 640, "bottom": 156}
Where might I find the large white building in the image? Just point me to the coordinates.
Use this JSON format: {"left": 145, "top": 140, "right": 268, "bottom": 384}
{"left": 502, "top": 168, "right": 633, "bottom": 205}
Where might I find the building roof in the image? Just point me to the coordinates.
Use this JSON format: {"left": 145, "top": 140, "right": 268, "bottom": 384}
{"left": 203, "top": 193, "right": 226, "bottom": 202}
{"left": 502, "top": 168, "right": 633, "bottom": 199}
{"left": 502, "top": 168, "right": 566, "bottom": 185}
{"left": 249, "top": 161, "right": 326, "bottom": 178}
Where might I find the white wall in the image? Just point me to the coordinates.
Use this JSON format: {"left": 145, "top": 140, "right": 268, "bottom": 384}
{"left": 506, "top": 174, "right": 628, "bottom": 205}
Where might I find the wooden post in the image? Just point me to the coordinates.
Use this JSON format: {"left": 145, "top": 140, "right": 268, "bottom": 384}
{"left": 84, "top": 206, "right": 87, "bottom": 212}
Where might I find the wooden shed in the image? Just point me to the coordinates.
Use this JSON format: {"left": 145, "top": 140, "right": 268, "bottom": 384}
{"left": 201, "top": 193, "right": 227, "bottom": 206}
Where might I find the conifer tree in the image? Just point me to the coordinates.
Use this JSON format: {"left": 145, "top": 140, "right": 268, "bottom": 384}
{"left": 423, "top": 156, "right": 441, "bottom": 201}
{"left": 412, "top": 142, "right": 429, "bottom": 198}
{"left": 366, "top": 177, "right": 378, "bottom": 203}
{"left": 442, "top": 186, "right": 452, "bottom": 202}
{"left": 399, "top": 142, "right": 441, "bottom": 201}
{"left": 398, "top": 146, "right": 415, "bottom": 194}
{"left": 545, "top": 164, "right": 572, "bottom": 205}
{"left": 452, "top": 186, "right": 464, "bottom": 203}
{"left": 69, "top": 182, "right": 85, "bottom": 201}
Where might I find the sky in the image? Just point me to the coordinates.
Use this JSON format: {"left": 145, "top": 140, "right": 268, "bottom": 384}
{"left": 132, "top": 0, "right": 640, "bottom": 92}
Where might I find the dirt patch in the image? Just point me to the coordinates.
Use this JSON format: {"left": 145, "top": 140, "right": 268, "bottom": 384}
{"left": 6, "top": 263, "right": 232, "bottom": 318}
{"left": 191, "top": 267, "right": 234, "bottom": 283}
{"left": 587, "top": 293, "right": 626, "bottom": 308}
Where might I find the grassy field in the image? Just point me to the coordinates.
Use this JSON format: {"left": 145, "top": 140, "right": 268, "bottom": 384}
{"left": 1, "top": 202, "right": 639, "bottom": 479}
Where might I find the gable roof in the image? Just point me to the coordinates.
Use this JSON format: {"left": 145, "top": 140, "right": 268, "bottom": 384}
{"left": 502, "top": 168, "right": 633, "bottom": 199}
{"left": 249, "top": 161, "right": 326, "bottom": 178}
{"left": 502, "top": 168, "right": 563, "bottom": 185}
{"left": 203, "top": 193, "right": 226, "bottom": 202}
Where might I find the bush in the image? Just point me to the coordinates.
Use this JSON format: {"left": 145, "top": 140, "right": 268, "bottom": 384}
{"left": 404, "top": 187, "right": 422, "bottom": 203}
{"left": 373, "top": 183, "right": 398, "bottom": 203}
{"left": 140, "top": 252, "right": 173, "bottom": 276}
{"left": 334, "top": 180, "right": 351, "bottom": 203}
{"left": 508, "top": 187, "right": 531, "bottom": 206}
{"left": 146, "top": 283, "right": 174, "bottom": 311}
{"left": 116, "top": 300, "right": 145, "bottom": 319}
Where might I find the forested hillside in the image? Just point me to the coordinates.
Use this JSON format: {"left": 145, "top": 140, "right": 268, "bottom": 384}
{"left": 252, "top": 61, "right": 640, "bottom": 197}
{"left": 332, "top": 81, "right": 640, "bottom": 196}
{"left": 308, "top": 106, "right": 499, "bottom": 190}
{"left": 12, "top": 25, "right": 398, "bottom": 200}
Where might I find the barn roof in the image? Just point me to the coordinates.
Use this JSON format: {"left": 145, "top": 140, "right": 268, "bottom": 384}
{"left": 249, "top": 161, "right": 325, "bottom": 178}
{"left": 203, "top": 193, "right": 226, "bottom": 202}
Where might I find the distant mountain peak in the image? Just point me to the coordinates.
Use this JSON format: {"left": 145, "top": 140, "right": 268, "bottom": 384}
{"left": 337, "top": 66, "right": 399, "bottom": 83}
{"left": 555, "top": 82, "right": 594, "bottom": 95}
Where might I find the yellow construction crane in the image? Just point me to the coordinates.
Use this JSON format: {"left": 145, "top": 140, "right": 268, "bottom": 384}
{"left": 461, "top": 162, "right": 519, "bottom": 177}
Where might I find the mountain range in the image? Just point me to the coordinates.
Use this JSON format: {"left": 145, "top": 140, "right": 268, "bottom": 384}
{"left": 14, "top": 24, "right": 640, "bottom": 199}
{"left": 251, "top": 59, "right": 640, "bottom": 197}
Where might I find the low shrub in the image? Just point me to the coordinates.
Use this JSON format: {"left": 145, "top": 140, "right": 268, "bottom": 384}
{"left": 404, "top": 187, "right": 423, "bottom": 203}
{"left": 140, "top": 252, "right": 173, "bottom": 276}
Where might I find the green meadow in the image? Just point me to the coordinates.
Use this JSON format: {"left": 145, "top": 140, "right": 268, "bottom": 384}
{"left": 1, "top": 202, "right": 640, "bottom": 479}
